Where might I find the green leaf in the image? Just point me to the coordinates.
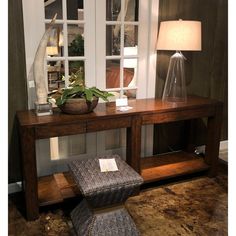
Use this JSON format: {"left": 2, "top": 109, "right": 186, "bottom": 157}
{"left": 90, "top": 87, "right": 114, "bottom": 101}
{"left": 84, "top": 88, "right": 93, "bottom": 102}
{"left": 67, "top": 86, "right": 84, "bottom": 96}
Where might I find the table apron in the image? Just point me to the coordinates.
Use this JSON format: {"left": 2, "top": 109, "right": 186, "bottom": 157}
{"left": 142, "top": 107, "right": 215, "bottom": 124}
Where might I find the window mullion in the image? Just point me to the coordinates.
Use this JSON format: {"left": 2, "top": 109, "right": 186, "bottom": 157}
{"left": 120, "top": 0, "right": 125, "bottom": 97}
{"left": 62, "top": 0, "right": 69, "bottom": 88}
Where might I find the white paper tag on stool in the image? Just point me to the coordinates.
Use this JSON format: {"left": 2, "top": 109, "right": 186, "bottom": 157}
{"left": 99, "top": 158, "right": 118, "bottom": 172}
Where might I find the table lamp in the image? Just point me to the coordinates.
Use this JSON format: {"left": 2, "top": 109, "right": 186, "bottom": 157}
{"left": 157, "top": 20, "right": 201, "bottom": 102}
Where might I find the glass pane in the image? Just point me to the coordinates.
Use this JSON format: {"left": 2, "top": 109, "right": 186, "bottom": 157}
{"left": 124, "top": 88, "right": 137, "bottom": 99}
{"left": 46, "top": 24, "right": 64, "bottom": 57}
{"left": 106, "top": 25, "right": 121, "bottom": 56}
{"left": 123, "top": 65, "right": 136, "bottom": 98}
{"left": 68, "top": 24, "right": 84, "bottom": 56}
{"left": 123, "top": 45, "right": 137, "bottom": 98}
{"left": 67, "top": 0, "right": 84, "bottom": 20}
{"left": 106, "top": 0, "right": 121, "bottom": 21}
{"left": 69, "top": 61, "right": 85, "bottom": 83}
{"left": 44, "top": 0, "right": 62, "bottom": 20}
{"left": 106, "top": 60, "right": 120, "bottom": 89}
{"left": 124, "top": 25, "right": 138, "bottom": 47}
{"left": 123, "top": 66, "right": 135, "bottom": 86}
{"left": 47, "top": 61, "right": 65, "bottom": 92}
{"left": 125, "top": 0, "right": 139, "bottom": 21}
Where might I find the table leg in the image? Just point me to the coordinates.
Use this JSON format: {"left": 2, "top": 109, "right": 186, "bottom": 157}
{"left": 126, "top": 116, "right": 142, "bottom": 173}
{"left": 20, "top": 127, "right": 39, "bottom": 220}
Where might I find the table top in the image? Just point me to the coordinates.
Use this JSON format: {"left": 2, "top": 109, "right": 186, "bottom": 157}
{"left": 17, "top": 96, "right": 221, "bottom": 127}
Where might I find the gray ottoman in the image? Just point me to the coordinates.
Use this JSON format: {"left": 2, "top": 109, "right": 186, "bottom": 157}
{"left": 69, "top": 154, "right": 143, "bottom": 236}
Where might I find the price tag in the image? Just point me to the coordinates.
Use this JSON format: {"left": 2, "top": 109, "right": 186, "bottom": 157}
{"left": 116, "top": 98, "right": 128, "bottom": 107}
{"left": 99, "top": 159, "right": 119, "bottom": 172}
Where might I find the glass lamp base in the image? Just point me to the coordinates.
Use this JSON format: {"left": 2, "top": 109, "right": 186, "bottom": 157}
{"left": 35, "top": 102, "right": 53, "bottom": 116}
{"left": 162, "top": 51, "right": 187, "bottom": 102}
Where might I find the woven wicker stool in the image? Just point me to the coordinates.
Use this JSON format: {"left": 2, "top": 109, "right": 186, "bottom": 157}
{"left": 69, "top": 154, "right": 143, "bottom": 236}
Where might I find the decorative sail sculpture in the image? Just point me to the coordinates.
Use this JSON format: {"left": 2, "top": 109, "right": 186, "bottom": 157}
{"left": 33, "top": 13, "right": 57, "bottom": 115}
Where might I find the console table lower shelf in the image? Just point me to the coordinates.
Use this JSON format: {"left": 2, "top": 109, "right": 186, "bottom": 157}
{"left": 38, "top": 151, "right": 209, "bottom": 207}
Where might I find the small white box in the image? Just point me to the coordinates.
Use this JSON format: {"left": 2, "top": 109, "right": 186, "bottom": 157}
{"left": 116, "top": 98, "right": 128, "bottom": 107}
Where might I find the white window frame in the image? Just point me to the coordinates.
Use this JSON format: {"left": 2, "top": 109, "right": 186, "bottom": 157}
{"left": 95, "top": 0, "right": 159, "bottom": 100}
{"left": 22, "top": 0, "right": 159, "bottom": 175}
{"left": 96, "top": 0, "right": 159, "bottom": 157}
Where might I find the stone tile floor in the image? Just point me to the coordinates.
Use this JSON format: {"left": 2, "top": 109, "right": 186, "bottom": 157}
{"left": 9, "top": 162, "right": 227, "bottom": 236}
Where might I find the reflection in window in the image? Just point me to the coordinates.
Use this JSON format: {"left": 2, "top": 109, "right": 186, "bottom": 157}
{"left": 69, "top": 61, "right": 84, "bottom": 78}
{"left": 46, "top": 24, "right": 64, "bottom": 57}
{"left": 106, "top": 60, "right": 120, "bottom": 89}
{"left": 125, "top": 0, "right": 139, "bottom": 21}
{"left": 106, "top": 0, "right": 138, "bottom": 22}
{"left": 106, "top": 25, "right": 120, "bottom": 56}
{"left": 106, "top": 0, "right": 121, "bottom": 21}
{"left": 47, "top": 61, "right": 65, "bottom": 92}
{"left": 45, "top": 0, "right": 63, "bottom": 19}
{"left": 67, "top": 0, "right": 84, "bottom": 20}
{"left": 124, "top": 25, "right": 138, "bottom": 47}
{"left": 68, "top": 25, "right": 84, "bottom": 56}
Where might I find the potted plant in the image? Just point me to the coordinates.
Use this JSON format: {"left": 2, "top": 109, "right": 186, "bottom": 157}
{"left": 50, "top": 70, "right": 113, "bottom": 114}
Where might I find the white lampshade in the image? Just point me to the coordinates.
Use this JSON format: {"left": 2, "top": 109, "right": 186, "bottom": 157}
{"left": 157, "top": 20, "right": 202, "bottom": 51}
{"left": 123, "top": 46, "right": 137, "bottom": 68}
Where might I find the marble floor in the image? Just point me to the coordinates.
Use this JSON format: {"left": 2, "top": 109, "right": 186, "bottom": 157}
{"left": 9, "top": 162, "right": 227, "bottom": 236}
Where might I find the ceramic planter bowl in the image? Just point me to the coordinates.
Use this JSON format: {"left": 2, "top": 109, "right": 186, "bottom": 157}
{"left": 59, "top": 97, "right": 98, "bottom": 115}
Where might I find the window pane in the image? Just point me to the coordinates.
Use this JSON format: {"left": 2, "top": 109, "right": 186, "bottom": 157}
{"left": 123, "top": 46, "right": 137, "bottom": 98}
{"left": 123, "top": 67, "right": 135, "bottom": 86}
{"left": 46, "top": 24, "right": 64, "bottom": 57}
{"left": 44, "top": 0, "right": 62, "bottom": 20}
{"left": 124, "top": 25, "right": 138, "bottom": 47}
{"left": 67, "top": 0, "right": 84, "bottom": 20}
{"left": 106, "top": 0, "right": 121, "bottom": 21}
{"left": 106, "top": 60, "right": 120, "bottom": 89}
{"left": 69, "top": 61, "right": 85, "bottom": 82}
{"left": 106, "top": 25, "right": 121, "bottom": 56}
{"left": 47, "top": 61, "right": 65, "bottom": 92}
{"left": 125, "top": 88, "right": 137, "bottom": 99}
{"left": 125, "top": 0, "right": 139, "bottom": 21}
{"left": 68, "top": 24, "right": 84, "bottom": 56}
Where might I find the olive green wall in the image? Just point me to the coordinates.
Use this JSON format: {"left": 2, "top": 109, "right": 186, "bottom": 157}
{"left": 8, "top": 0, "right": 28, "bottom": 183}
{"left": 154, "top": 0, "right": 228, "bottom": 153}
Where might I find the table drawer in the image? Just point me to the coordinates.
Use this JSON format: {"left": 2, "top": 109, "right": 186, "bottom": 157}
{"left": 87, "top": 117, "right": 132, "bottom": 132}
{"left": 35, "top": 123, "right": 86, "bottom": 139}
{"left": 142, "top": 107, "right": 215, "bottom": 124}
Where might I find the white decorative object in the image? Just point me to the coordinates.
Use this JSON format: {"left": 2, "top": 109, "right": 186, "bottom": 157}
{"left": 33, "top": 13, "right": 57, "bottom": 105}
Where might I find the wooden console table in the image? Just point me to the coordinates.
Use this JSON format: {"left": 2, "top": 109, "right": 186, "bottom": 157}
{"left": 17, "top": 96, "right": 222, "bottom": 220}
